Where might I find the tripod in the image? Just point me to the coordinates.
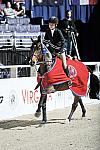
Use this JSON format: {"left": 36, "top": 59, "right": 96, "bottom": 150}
{"left": 70, "top": 31, "right": 80, "bottom": 60}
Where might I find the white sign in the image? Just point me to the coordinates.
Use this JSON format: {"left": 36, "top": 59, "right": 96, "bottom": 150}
{"left": 0, "top": 77, "right": 99, "bottom": 120}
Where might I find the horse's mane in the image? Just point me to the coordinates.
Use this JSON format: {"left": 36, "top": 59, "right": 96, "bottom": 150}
{"left": 41, "top": 42, "right": 53, "bottom": 62}
{"left": 41, "top": 42, "right": 55, "bottom": 71}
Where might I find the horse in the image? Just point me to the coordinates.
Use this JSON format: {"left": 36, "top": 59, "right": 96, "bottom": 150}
{"left": 30, "top": 38, "right": 99, "bottom": 123}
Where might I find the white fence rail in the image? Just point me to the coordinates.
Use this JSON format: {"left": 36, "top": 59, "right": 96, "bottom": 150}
{"left": 0, "top": 65, "right": 37, "bottom": 78}
{"left": 83, "top": 62, "right": 100, "bottom": 78}
{"left": 0, "top": 62, "right": 100, "bottom": 78}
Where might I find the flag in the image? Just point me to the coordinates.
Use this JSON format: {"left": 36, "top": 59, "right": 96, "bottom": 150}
{"left": 69, "top": 0, "right": 97, "bottom": 5}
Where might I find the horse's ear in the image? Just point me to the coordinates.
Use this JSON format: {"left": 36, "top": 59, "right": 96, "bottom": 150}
{"left": 31, "top": 38, "right": 37, "bottom": 46}
{"left": 31, "top": 38, "right": 37, "bottom": 51}
{"left": 37, "top": 35, "right": 41, "bottom": 42}
{"left": 31, "top": 38, "right": 34, "bottom": 43}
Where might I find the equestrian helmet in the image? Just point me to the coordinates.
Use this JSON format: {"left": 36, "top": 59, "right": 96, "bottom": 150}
{"left": 49, "top": 16, "right": 59, "bottom": 24}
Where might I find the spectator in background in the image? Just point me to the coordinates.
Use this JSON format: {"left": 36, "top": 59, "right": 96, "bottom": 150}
{"left": 61, "top": 10, "right": 79, "bottom": 59}
{"left": 3, "top": 1, "right": 16, "bottom": 18}
{"left": 0, "top": 8, "right": 4, "bottom": 16}
{"left": 0, "top": 7, "right": 5, "bottom": 23}
{"left": 14, "top": 2, "right": 25, "bottom": 17}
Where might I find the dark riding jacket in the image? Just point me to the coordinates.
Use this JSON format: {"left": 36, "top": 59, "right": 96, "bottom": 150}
{"left": 61, "top": 19, "right": 78, "bottom": 39}
{"left": 44, "top": 28, "right": 65, "bottom": 54}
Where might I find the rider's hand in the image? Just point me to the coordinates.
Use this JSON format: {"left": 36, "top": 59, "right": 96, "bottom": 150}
{"left": 46, "top": 44, "right": 49, "bottom": 47}
{"left": 53, "top": 52, "right": 59, "bottom": 57}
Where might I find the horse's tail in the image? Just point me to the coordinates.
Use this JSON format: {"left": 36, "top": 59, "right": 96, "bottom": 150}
{"left": 87, "top": 66, "right": 100, "bottom": 100}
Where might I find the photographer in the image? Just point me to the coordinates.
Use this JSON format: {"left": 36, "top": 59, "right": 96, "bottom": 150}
{"left": 61, "top": 10, "right": 79, "bottom": 58}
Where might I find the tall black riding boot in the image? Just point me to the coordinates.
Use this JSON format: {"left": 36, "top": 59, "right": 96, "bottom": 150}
{"left": 64, "top": 66, "right": 69, "bottom": 77}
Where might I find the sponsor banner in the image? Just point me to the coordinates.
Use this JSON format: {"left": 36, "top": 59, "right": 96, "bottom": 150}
{"left": 0, "top": 77, "right": 99, "bottom": 120}
{"left": 69, "top": 0, "right": 97, "bottom": 5}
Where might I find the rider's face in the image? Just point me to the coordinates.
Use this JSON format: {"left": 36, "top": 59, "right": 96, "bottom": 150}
{"left": 49, "top": 23, "right": 56, "bottom": 30}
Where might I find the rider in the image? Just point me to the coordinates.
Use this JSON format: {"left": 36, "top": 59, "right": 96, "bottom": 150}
{"left": 43, "top": 16, "right": 69, "bottom": 77}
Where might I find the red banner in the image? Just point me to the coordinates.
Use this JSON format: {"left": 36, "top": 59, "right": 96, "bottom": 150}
{"left": 89, "top": 0, "right": 97, "bottom": 5}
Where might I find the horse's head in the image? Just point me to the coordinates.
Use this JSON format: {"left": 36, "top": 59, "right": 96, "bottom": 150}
{"left": 31, "top": 37, "right": 53, "bottom": 67}
{"left": 30, "top": 37, "right": 43, "bottom": 65}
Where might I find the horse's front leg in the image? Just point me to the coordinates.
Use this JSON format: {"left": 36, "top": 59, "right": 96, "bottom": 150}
{"left": 35, "top": 94, "right": 47, "bottom": 118}
{"left": 68, "top": 95, "right": 79, "bottom": 121}
{"left": 78, "top": 98, "right": 86, "bottom": 117}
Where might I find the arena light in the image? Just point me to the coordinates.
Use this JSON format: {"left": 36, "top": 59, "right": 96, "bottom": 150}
{"left": 37, "top": 0, "right": 43, "bottom": 3}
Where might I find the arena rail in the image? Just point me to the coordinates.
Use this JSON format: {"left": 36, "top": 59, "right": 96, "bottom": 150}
{"left": 0, "top": 62, "right": 100, "bottom": 78}
{"left": 0, "top": 65, "right": 37, "bottom": 78}
{"left": 83, "top": 62, "right": 100, "bottom": 78}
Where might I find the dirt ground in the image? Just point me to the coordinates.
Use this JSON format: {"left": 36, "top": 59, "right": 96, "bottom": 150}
{"left": 0, "top": 103, "right": 100, "bottom": 150}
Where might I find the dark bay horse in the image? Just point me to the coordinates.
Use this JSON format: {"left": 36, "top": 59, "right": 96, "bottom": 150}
{"left": 30, "top": 39, "right": 97, "bottom": 123}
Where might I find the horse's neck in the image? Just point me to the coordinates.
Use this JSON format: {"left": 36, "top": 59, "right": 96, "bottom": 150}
{"left": 40, "top": 61, "right": 54, "bottom": 75}
{"left": 45, "top": 50, "right": 52, "bottom": 61}
{"left": 43, "top": 46, "right": 53, "bottom": 71}
{"left": 40, "top": 42, "right": 55, "bottom": 71}
{"left": 40, "top": 64, "right": 47, "bottom": 75}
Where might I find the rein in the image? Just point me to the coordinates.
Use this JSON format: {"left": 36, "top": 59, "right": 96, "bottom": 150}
{"left": 43, "top": 39, "right": 61, "bottom": 50}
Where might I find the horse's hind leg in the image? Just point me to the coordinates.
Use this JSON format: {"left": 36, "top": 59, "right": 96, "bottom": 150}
{"left": 42, "top": 94, "right": 47, "bottom": 123}
{"left": 35, "top": 94, "right": 47, "bottom": 118}
{"left": 78, "top": 98, "right": 86, "bottom": 117}
{"left": 68, "top": 95, "right": 79, "bottom": 121}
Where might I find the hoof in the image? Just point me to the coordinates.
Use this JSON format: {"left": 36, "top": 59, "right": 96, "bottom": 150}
{"left": 82, "top": 113, "right": 86, "bottom": 117}
{"left": 41, "top": 120, "right": 47, "bottom": 124}
{"left": 68, "top": 116, "right": 71, "bottom": 122}
{"left": 42, "top": 117, "right": 47, "bottom": 124}
{"left": 34, "top": 111, "right": 41, "bottom": 118}
{"left": 82, "top": 110, "right": 86, "bottom": 117}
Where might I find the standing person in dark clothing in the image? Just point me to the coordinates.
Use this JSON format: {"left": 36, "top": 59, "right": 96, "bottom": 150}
{"left": 61, "top": 10, "right": 79, "bottom": 58}
{"left": 44, "top": 16, "right": 69, "bottom": 77}
{"left": 14, "top": 2, "right": 25, "bottom": 17}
